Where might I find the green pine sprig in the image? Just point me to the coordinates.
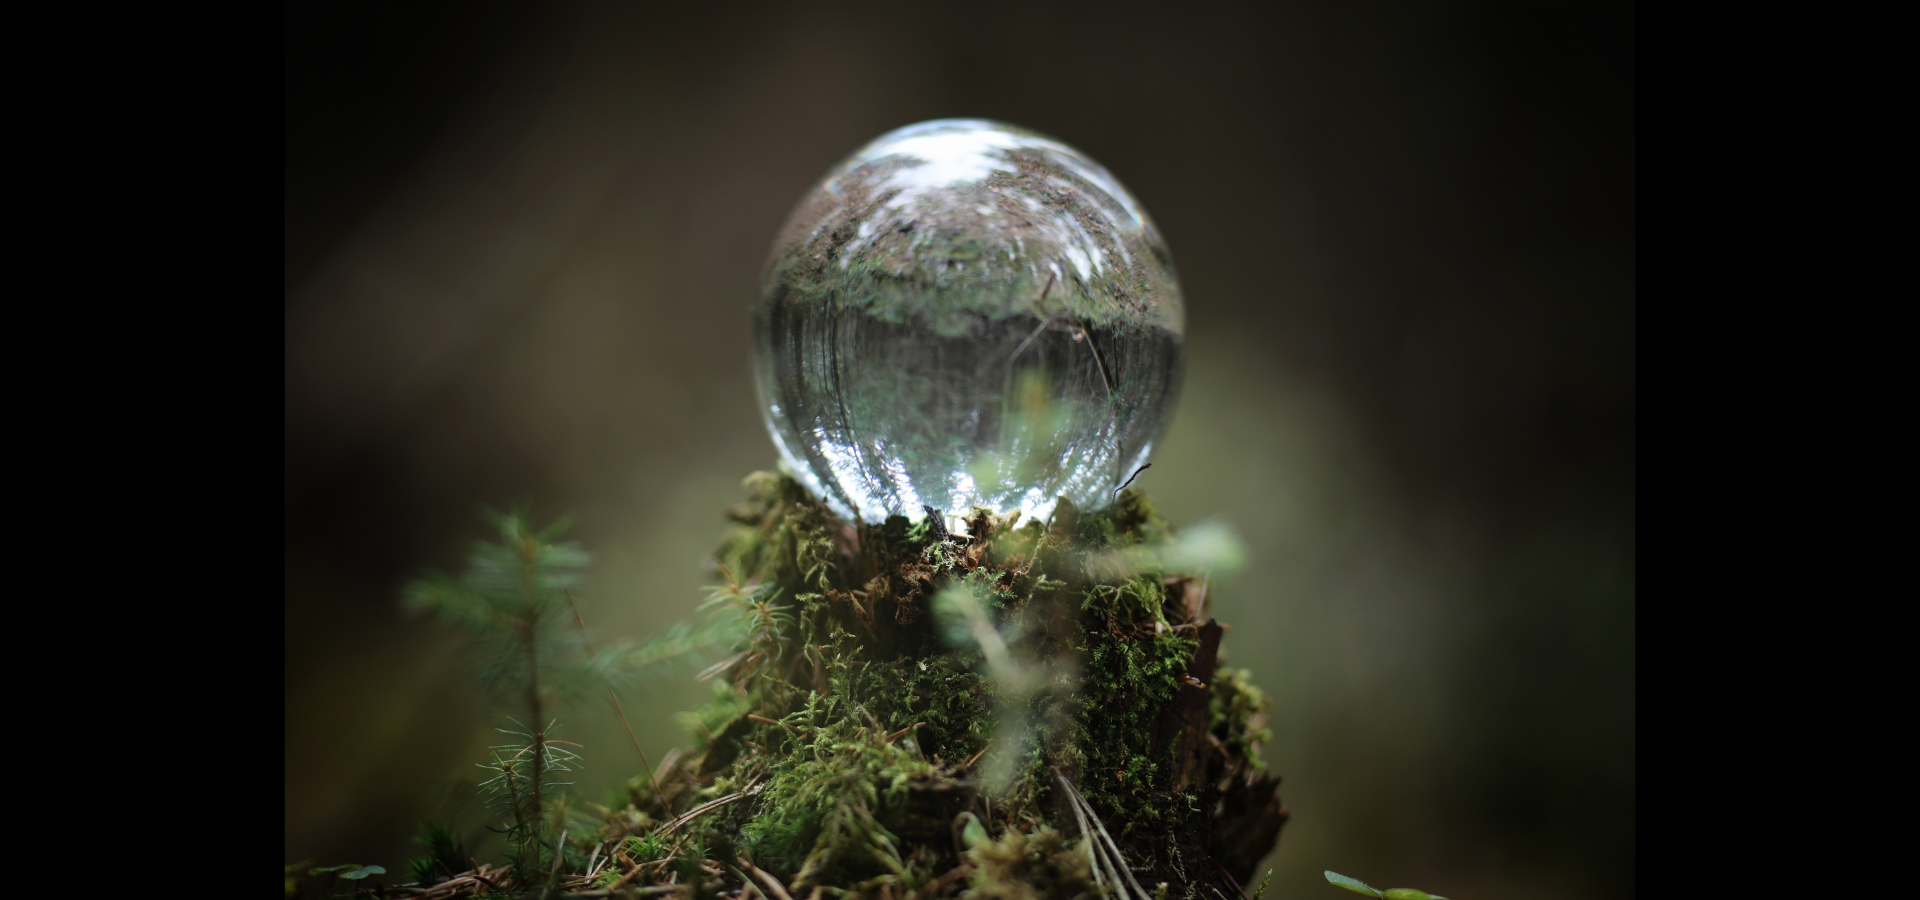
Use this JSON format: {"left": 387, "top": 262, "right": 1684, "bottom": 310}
{"left": 402, "top": 508, "right": 744, "bottom": 881}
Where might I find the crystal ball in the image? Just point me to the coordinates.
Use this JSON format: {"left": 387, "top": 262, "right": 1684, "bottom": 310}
{"left": 753, "top": 119, "right": 1185, "bottom": 524}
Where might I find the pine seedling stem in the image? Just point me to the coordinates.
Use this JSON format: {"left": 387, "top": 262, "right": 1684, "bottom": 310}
{"left": 498, "top": 752, "right": 528, "bottom": 846}
{"left": 519, "top": 535, "right": 550, "bottom": 859}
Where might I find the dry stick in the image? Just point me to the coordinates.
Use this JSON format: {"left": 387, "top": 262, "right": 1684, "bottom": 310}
{"left": 697, "top": 652, "right": 748, "bottom": 683}
{"left": 583, "top": 842, "right": 604, "bottom": 881}
{"left": 1058, "top": 776, "right": 1106, "bottom": 897}
{"left": 565, "top": 589, "right": 663, "bottom": 800}
{"left": 1008, "top": 317, "right": 1052, "bottom": 366}
{"left": 743, "top": 859, "right": 797, "bottom": 900}
{"left": 568, "top": 884, "right": 691, "bottom": 898}
{"left": 728, "top": 863, "right": 765, "bottom": 900}
{"left": 659, "top": 786, "right": 755, "bottom": 835}
{"left": 912, "top": 862, "right": 975, "bottom": 900}
{"left": 1093, "top": 804, "right": 1151, "bottom": 900}
{"left": 884, "top": 722, "right": 924, "bottom": 743}
{"left": 591, "top": 851, "right": 702, "bottom": 898}
{"left": 1056, "top": 773, "right": 1150, "bottom": 900}
{"left": 749, "top": 714, "right": 800, "bottom": 734}
{"left": 467, "top": 865, "right": 502, "bottom": 892}
{"left": 1074, "top": 325, "right": 1115, "bottom": 399}
{"left": 1067, "top": 782, "right": 1121, "bottom": 894}
{"left": 1007, "top": 273, "right": 1058, "bottom": 370}
{"left": 1087, "top": 821, "right": 1130, "bottom": 898}
{"left": 593, "top": 860, "right": 647, "bottom": 896}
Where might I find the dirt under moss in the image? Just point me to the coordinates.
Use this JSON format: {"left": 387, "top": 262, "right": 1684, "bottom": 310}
{"left": 599, "top": 472, "right": 1287, "bottom": 899}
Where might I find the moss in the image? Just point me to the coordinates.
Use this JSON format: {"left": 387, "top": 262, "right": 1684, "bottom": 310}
{"left": 1209, "top": 668, "right": 1273, "bottom": 769}
{"left": 966, "top": 827, "right": 1095, "bottom": 900}
{"left": 604, "top": 473, "right": 1285, "bottom": 898}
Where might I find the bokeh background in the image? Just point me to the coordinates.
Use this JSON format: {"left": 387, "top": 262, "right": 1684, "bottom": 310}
{"left": 284, "top": 1, "right": 1633, "bottom": 897}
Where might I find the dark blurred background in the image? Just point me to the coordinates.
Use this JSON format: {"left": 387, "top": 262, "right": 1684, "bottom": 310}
{"left": 284, "top": 1, "right": 1633, "bottom": 897}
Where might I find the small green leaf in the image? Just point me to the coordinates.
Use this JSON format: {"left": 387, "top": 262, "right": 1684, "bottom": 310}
{"left": 957, "top": 811, "right": 988, "bottom": 849}
{"left": 308, "top": 865, "right": 354, "bottom": 874}
{"left": 338, "top": 865, "right": 386, "bottom": 880}
{"left": 1325, "top": 871, "right": 1384, "bottom": 897}
{"left": 1382, "top": 891, "right": 1445, "bottom": 900}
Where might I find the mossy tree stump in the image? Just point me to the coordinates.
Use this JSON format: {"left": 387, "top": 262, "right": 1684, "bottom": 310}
{"left": 605, "top": 472, "right": 1286, "bottom": 899}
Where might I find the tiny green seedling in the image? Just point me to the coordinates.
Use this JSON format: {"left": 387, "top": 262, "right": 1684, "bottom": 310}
{"left": 1325, "top": 870, "right": 1448, "bottom": 900}
{"left": 954, "top": 811, "right": 989, "bottom": 852}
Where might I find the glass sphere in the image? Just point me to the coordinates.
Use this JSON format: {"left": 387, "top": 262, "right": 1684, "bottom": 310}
{"left": 753, "top": 119, "right": 1185, "bottom": 524}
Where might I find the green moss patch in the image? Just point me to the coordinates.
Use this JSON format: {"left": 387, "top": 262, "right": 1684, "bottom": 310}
{"left": 596, "top": 472, "right": 1285, "bottom": 899}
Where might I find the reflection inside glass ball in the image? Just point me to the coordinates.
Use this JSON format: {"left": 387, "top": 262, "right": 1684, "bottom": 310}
{"left": 753, "top": 119, "right": 1184, "bottom": 524}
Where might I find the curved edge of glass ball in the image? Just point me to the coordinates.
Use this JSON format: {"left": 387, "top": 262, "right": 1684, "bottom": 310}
{"left": 753, "top": 119, "right": 1186, "bottom": 525}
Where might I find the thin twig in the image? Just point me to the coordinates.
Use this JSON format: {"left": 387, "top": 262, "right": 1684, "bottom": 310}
{"left": 566, "top": 589, "right": 662, "bottom": 799}
{"left": 884, "top": 723, "right": 923, "bottom": 743}
{"left": 697, "top": 652, "right": 748, "bottom": 682}
{"left": 565, "top": 884, "right": 695, "bottom": 897}
{"left": 1056, "top": 773, "right": 1150, "bottom": 900}
{"left": 1069, "top": 324, "right": 1114, "bottom": 399}
{"left": 1009, "top": 317, "right": 1052, "bottom": 366}
{"left": 728, "top": 864, "right": 764, "bottom": 900}
{"left": 1115, "top": 462, "right": 1151, "bottom": 493}
{"left": 659, "top": 782, "right": 760, "bottom": 835}
{"left": 1059, "top": 777, "right": 1105, "bottom": 897}
{"left": 913, "top": 862, "right": 975, "bottom": 899}
{"left": 593, "top": 860, "right": 645, "bottom": 896}
{"left": 749, "top": 714, "right": 800, "bottom": 734}
{"left": 583, "top": 842, "right": 605, "bottom": 880}
{"left": 469, "top": 865, "right": 502, "bottom": 891}
{"left": 743, "top": 858, "right": 797, "bottom": 900}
